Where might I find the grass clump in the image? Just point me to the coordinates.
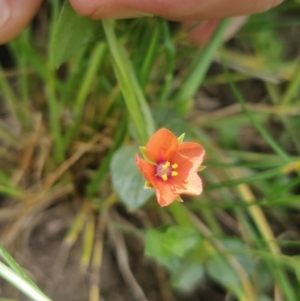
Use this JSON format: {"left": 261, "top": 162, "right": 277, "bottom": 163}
{"left": 1, "top": 1, "right": 300, "bottom": 301}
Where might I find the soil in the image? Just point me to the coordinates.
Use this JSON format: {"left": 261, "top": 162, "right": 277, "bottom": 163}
{"left": 0, "top": 203, "right": 225, "bottom": 301}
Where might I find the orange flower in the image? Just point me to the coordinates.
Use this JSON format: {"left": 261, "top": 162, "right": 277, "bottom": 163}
{"left": 135, "top": 128, "right": 205, "bottom": 207}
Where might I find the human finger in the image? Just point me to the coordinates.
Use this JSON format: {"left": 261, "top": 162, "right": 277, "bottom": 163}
{"left": 69, "top": 0, "right": 284, "bottom": 21}
{"left": 0, "top": 0, "right": 43, "bottom": 44}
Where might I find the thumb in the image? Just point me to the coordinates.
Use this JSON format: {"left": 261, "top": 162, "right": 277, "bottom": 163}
{"left": 0, "top": 0, "right": 43, "bottom": 44}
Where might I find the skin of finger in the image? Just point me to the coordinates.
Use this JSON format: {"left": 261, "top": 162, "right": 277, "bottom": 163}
{"left": 187, "top": 16, "right": 248, "bottom": 47}
{"left": 185, "top": 20, "right": 219, "bottom": 47}
{"left": 70, "top": 0, "right": 284, "bottom": 20}
{"left": 0, "top": 0, "right": 43, "bottom": 44}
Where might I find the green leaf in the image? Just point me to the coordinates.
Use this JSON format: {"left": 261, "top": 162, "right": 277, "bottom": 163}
{"left": 145, "top": 226, "right": 204, "bottom": 292}
{"left": 110, "top": 145, "right": 153, "bottom": 209}
{"left": 145, "top": 228, "right": 175, "bottom": 264}
{"left": 163, "top": 226, "right": 200, "bottom": 257}
{"left": 170, "top": 262, "right": 205, "bottom": 293}
{"left": 206, "top": 253, "right": 244, "bottom": 297}
{"left": 51, "top": 1, "right": 100, "bottom": 68}
{"left": 145, "top": 226, "right": 200, "bottom": 263}
{"left": 205, "top": 239, "right": 256, "bottom": 299}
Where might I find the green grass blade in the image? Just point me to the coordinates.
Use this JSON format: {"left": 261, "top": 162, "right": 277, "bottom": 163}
{"left": 175, "top": 18, "right": 231, "bottom": 113}
{"left": 64, "top": 42, "right": 107, "bottom": 147}
{"left": 0, "top": 246, "right": 38, "bottom": 289}
{"left": 102, "top": 20, "right": 155, "bottom": 143}
{"left": 225, "top": 69, "right": 291, "bottom": 163}
{"left": 159, "top": 21, "right": 176, "bottom": 106}
{"left": 280, "top": 62, "right": 300, "bottom": 106}
{"left": 138, "top": 23, "right": 161, "bottom": 87}
{"left": 0, "top": 262, "right": 53, "bottom": 301}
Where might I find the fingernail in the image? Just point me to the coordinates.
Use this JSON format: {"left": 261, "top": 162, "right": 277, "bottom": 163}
{"left": 0, "top": 0, "right": 10, "bottom": 28}
{"left": 92, "top": 7, "right": 153, "bottom": 19}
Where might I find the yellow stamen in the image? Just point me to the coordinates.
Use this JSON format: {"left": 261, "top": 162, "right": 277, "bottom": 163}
{"left": 162, "top": 161, "right": 170, "bottom": 170}
{"left": 161, "top": 174, "right": 168, "bottom": 181}
{"left": 172, "top": 163, "right": 178, "bottom": 169}
{"left": 171, "top": 171, "right": 178, "bottom": 177}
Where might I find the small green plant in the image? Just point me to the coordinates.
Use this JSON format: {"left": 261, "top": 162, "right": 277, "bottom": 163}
{"left": 1, "top": 1, "right": 300, "bottom": 301}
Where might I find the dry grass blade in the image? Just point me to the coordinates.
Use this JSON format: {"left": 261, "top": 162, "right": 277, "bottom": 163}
{"left": 214, "top": 50, "right": 294, "bottom": 83}
{"left": 232, "top": 169, "right": 282, "bottom": 301}
{"left": 154, "top": 263, "right": 175, "bottom": 301}
{"left": 191, "top": 103, "right": 300, "bottom": 126}
{"left": 46, "top": 203, "right": 89, "bottom": 297}
{"left": 1, "top": 184, "right": 74, "bottom": 246}
{"left": 11, "top": 113, "right": 43, "bottom": 186}
{"left": 187, "top": 210, "right": 257, "bottom": 301}
{"left": 108, "top": 210, "right": 149, "bottom": 301}
{"left": 88, "top": 212, "right": 106, "bottom": 301}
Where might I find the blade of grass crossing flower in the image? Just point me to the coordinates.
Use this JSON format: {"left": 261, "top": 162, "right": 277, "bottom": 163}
{"left": 175, "top": 19, "right": 231, "bottom": 114}
{"left": 0, "top": 263, "right": 53, "bottom": 301}
{"left": 102, "top": 20, "right": 155, "bottom": 143}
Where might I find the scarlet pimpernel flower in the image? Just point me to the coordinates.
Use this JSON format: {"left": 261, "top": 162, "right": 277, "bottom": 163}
{"left": 135, "top": 128, "right": 205, "bottom": 207}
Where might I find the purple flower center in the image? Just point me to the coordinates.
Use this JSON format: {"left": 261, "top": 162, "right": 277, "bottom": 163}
{"left": 155, "top": 161, "right": 178, "bottom": 181}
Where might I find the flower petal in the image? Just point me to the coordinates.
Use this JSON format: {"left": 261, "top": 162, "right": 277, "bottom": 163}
{"left": 135, "top": 155, "right": 156, "bottom": 184}
{"left": 146, "top": 128, "right": 178, "bottom": 163}
{"left": 136, "top": 154, "right": 178, "bottom": 206}
{"left": 170, "top": 152, "right": 194, "bottom": 176}
{"left": 177, "top": 142, "right": 205, "bottom": 173}
{"left": 172, "top": 172, "right": 203, "bottom": 196}
{"left": 155, "top": 182, "right": 179, "bottom": 207}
